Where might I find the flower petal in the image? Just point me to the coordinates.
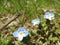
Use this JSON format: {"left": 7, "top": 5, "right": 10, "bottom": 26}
{"left": 45, "top": 12, "right": 50, "bottom": 15}
{"left": 18, "top": 27, "right": 25, "bottom": 32}
{"left": 13, "top": 31, "right": 18, "bottom": 37}
{"left": 17, "top": 35, "right": 23, "bottom": 41}
{"left": 50, "top": 13, "right": 55, "bottom": 17}
{"left": 23, "top": 30, "right": 29, "bottom": 37}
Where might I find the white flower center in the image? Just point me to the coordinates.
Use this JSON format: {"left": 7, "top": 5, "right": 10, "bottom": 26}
{"left": 48, "top": 14, "right": 51, "bottom": 18}
{"left": 19, "top": 32, "right": 24, "bottom": 36}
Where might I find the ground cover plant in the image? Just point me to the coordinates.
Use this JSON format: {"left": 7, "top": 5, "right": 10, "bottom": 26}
{"left": 0, "top": 0, "right": 60, "bottom": 45}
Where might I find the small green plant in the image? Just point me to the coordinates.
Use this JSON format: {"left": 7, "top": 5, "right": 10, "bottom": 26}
{"left": 0, "top": 0, "right": 60, "bottom": 45}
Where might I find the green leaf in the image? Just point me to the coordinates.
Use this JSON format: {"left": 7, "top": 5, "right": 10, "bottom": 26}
{"left": 55, "top": 28, "right": 60, "bottom": 34}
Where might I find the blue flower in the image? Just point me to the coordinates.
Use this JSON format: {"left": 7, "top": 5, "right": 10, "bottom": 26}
{"left": 31, "top": 18, "right": 40, "bottom": 26}
{"left": 13, "top": 27, "right": 29, "bottom": 41}
{"left": 44, "top": 11, "right": 55, "bottom": 20}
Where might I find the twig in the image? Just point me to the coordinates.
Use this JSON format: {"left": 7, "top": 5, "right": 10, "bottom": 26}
{"left": 0, "top": 12, "right": 22, "bottom": 30}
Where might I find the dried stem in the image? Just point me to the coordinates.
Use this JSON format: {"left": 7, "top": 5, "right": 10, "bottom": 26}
{"left": 0, "top": 12, "right": 22, "bottom": 30}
